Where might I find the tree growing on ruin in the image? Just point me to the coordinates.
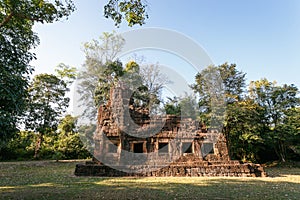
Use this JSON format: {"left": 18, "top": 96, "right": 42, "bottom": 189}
{"left": 77, "top": 32, "right": 125, "bottom": 119}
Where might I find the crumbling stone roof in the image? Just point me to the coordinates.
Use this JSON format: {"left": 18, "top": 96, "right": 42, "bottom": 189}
{"left": 75, "top": 85, "right": 267, "bottom": 177}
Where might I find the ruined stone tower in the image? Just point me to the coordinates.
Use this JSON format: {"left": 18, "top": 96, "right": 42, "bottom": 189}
{"left": 75, "top": 85, "right": 266, "bottom": 177}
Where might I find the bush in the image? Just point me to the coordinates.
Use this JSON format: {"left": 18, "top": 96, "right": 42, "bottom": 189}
{"left": 1, "top": 131, "right": 36, "bottom": 160}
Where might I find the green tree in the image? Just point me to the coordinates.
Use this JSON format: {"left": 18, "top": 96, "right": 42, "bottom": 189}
{"left": 0, "top": 0, "right": 75, "bottom": 146}
{"left": 25, "top": 65, "right": 74, "bottom": 158}
{"left": 191, "top": 63, "right": 256, "bottom": 161}
{"left": 191, "top": 63, "right": 246, "bottom": 128}
{"left": 54, "top": 115, "right": 90, "bottom": 160}
{"left": 249, "top": 78, "right": 300, "bottom": 162}
{"left": 1, "top": 131, "right": 36, "bottom": 160}
{"left": 104, "top": 0, "right": 148, "bottom": 27}
{"left": 123, "top": 60, "right": 145, "bottom": 106}
{"left": 224, "top": 99, "right": 263, "bottom": 162}
{"left": 164, "top": 97, "right": 181, "bottom": 115}
{"left": 94, "top": 60, "right": 124, "bottom": 106}
{"left": 0, "top": 0, "right": 148, "bottom": 147}
{"left": 55, "top": 63, "right": 77, "bottom": 84}
{"left": 280, "top": 107, "right": 300, "bottom": 160}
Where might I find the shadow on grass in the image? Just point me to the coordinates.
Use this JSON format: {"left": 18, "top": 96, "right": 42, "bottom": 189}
{"left": 0, "top": 161, "right": 299, "bottom": 200}
{"left": 264, "top": 166, "right": 300, "bottom": 177}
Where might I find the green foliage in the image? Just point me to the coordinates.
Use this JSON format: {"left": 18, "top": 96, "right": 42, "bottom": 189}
{"left": 222, "top": 76, "right": 300, "bottom": 162}
{"left": 282, "top": 108, "right": 300, "bottom": 156}
{"left": 38, "top": 132, "right": 58, "bottom": 159}
{"left": 224, "top": 99, "right": 263, "bottom": 162}
{"left": 123, "top": 61, "right": 158, "bottom": 109}
{"left": 0, "top": 0, "right": 148, "bottom": 160}
{"left": 123, "top": 61, "right": 146, "bottom": 106}
{"left": 249, "top": 79, "right": 300, "bottom": 162}
{"left": 164, "top": 97, "right": 181, "bottom": 115}
{"left": 190, "top": 63, "right": 300, "bottom": 163}
{"left": 1, "top": 131, "right": 36, "bottom": 160}
{"left": 0, "top": 0, "right": 75, "bottom": 28}
{"left": 104, "top": 0, "right": 148, "bottom": 27}
{"left": 1, "top": 115, "right": 91, "bottom": 161}
{"left": 218, "top": 63, "right": 246, "bottom": 102}
{"left": 25, "top": 73, "right": 70, "bottom": 133}
{"left": 36, "top": 115, "right": 90, "bottom": 160}
{"left": 54, "top": 115, "right": 90, "bottom": 159}
{"left": 164, "top": 94, "right": 200, "bottom": 119}
{"left": 82, "top": 31, "right": 125, "bottom": 64}
{"left": 125, "top": 60, "right": 139, "bottom": 72}
{"left": 55, "top": 63, "right": 77, "bottom": 84}
{"left": 0, "top": 0, "right": 147, "bottom": 147}
{"left": 191, "top": 63, "right": 246, "bottom": 128}
{"left": 94, "top": 60, "right": 124, "bottom": 106}
{"left": 190, "top": 63, "right": 264, "bottom": 161}
{"left": 192, "top": 63, "right": 246, "bottom": 105}
{"left": 25, "top": 70, "right": 75, "bottom": 158}
{"left": 0, "top": 0, "right": 74, "bottom": 146}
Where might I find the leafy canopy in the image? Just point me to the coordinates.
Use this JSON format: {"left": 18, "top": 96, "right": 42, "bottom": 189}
{"left": 104, "top": 0, "right": 148, "bottom": 27}
{"left": 0, "top": 0, "right": 75, "bottom": 141}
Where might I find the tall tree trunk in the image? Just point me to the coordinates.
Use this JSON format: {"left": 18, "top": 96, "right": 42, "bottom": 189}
{"left": 279, "top": 140, "right": 286, "bottom": 162}
{"left": 275, "top": 140, "right": 286, "bottom": 163}
{"left": 34, "top": 133, "right": 43, "bottom": 159}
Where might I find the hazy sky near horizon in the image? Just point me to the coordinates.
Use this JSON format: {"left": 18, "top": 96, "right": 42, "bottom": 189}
{"left": 32, "top": 0, "right": 300, "bottom": 88}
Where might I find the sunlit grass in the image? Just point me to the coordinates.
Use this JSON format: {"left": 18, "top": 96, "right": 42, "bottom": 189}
{"left": 0, "top": 160, "right": 299, "bottom": 199}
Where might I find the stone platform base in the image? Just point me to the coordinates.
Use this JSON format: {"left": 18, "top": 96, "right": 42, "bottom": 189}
{"left": 75, "top": 161, "right": 267, "bottom": 177}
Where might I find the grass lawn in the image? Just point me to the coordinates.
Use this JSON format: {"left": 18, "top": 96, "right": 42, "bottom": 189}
{"left": 0, "top": 160, "right": 299, "bottom": 200}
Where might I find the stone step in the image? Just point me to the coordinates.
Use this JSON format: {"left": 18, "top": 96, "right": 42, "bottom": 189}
{"left": 75, "top": 163, "right": 267, "bottom": 177}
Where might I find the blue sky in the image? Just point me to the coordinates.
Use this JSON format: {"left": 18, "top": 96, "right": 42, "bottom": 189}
{"left": 32, "top": 0, "right": 300, "bottom": 88}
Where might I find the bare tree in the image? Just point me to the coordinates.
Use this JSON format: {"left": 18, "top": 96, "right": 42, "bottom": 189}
{"left": 140, "top": 63, "right": 169, "bottom": 100}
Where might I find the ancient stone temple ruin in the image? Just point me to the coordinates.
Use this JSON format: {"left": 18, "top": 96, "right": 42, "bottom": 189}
{"left": 75, "top": 84, "right": 266, "bottom": 177}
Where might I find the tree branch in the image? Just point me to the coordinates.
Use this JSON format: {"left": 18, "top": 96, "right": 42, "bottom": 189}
{"left": 15, "top": 13, "right": 44, "bottom": 23}
{"left": 0, "top": 12, "right": 14, "bottom": 28}
{"left": 0, "top": 12, "right": 44, "bottom": 29}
